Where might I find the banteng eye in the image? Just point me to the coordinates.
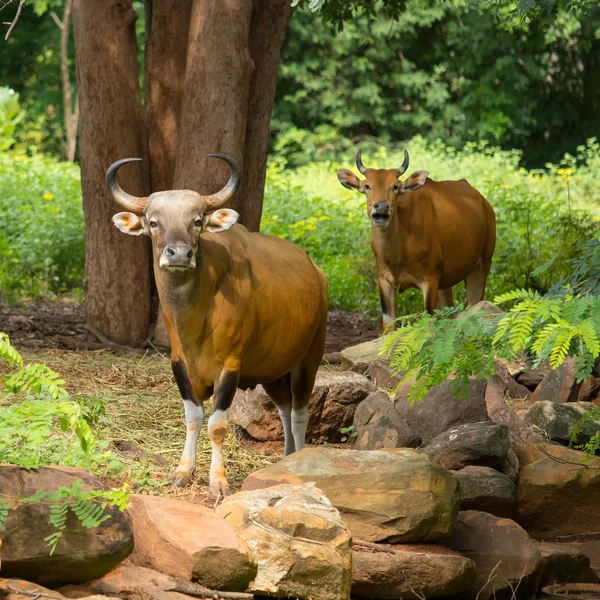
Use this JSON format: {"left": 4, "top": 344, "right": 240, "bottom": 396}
{"left": 149, "top": 219, "right": 158, "bottom": 228}
{"left": 364, "top": 183, "right": 371, "bottom": 191}
{"left": 393, "top": 183, "right": 399, "bottom": 191}
{"left": 194, "top": 218, "right": 203, "bottom": 227}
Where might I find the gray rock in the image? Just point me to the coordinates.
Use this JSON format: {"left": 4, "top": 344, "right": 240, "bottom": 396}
{"left": 394, "top": 378, "right": 489, "bottom": 445}
{"left": 465, "top": 301, "right": 503, "bottom": 316}
{"left": 368, "top": 359, "right": 403, "bottom": 390}
{"left": 352, "top": 391, "right": 421, "bottom": 450}
{"left": 422, "top": 421, "right": 511, "bottom": 471}
{"left": 340, "top": 338, "right": 384, "bottom": 374}
{"left": 456, "top": 466, "right": 517, "bottom": 518}
{"left": 524, "top": 401, "right": 600, "bottom": 445}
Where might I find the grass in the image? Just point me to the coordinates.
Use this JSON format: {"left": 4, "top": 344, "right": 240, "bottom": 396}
{"left": 0, "top": 346, "right": 279, "bottom": 506}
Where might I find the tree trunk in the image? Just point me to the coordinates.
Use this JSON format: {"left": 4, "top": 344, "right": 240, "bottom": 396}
{"left": 51, "top": 0, "right": 79, "bottom": 163}
{"left": 238, "top": 0, "right": 294, "bottom": 231}
{"left": 144, "top": 0, "right": 193, "bottom": 192}
{"left": 72, "top": 0, "right": 151, "bottom": 347}
{"left": 173, "top": 0, "right": 254, "bottom": 215}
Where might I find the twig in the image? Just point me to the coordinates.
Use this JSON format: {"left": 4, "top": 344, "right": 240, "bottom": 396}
{"left": 6, "top": 586, "right": 60, "bottom": 600}
{"left": 4, "top": 0, "right": 25, "bottom": 40}
{"left": 475, "top": 561, "right": 502, "bottom": 600}
{"left": 353, "top": 539, "right": 397, "bottom": 554}
{"left": 164, "top": 583, "right": 253, "bottom": 600}
{"left": 55, "top": 333, "right": 148, "bottom": 356}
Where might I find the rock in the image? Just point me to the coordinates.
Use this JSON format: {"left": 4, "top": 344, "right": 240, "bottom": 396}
{"left": 523, "top": 401, "right": 600, "bottom": 445}
{"left": 456, "top": 466, "right": 517, "bottom": 518}
{"left": 322, "top": 352, "right": 343, "bottom": 366}
{"left": 485, "top": 380, "right": 545, "bottom": 445}
{"left": 515, "top": 443, "right": 600, "bottom": 539}
{"left": 531, "top": 357, "right": 581, "bottom": 403}
{"left": 0, "top": 580, "right": 66, "bottom": 600}
{"left": 466, "top": 301, "right": 504, "bottom": 315}
{"left": 394, "top": 378, "right": 488, "bottom": 445}
{"left": 128, "top": 494, "right": 256, "bottom": 589}
{"left": 351, "top": 543, "right": 476, "bottom": 599}
{"left": 501, "top": 447, "right": 520, "bottom": 482}
{"left": 447, "top": 511, "right": 541, "bottom": 600}
{"left": 579, "top": 376, "right": 600, "bottom": 402}
{"left": 242, "top": 447, "right": 459, "bottom": 543}
{"left": 368, "top": 359, "right": 403, "bottom": 390}
{"left": 0, "top": 465, "right": 133, "bottom": 586}
{"left": 549, "top": 536, "right": 600, "bottom": 572}
{"left": 231, "top": 370, "right": 374, "bottom": 443}
{"left": 217, "top": 483, "right": 352, "bottom": 600}
{"left": 530, "top": 542, "right": 599, "bottom": 590}
{"left": 422, "top": 421, "right": 510, "bottom": 470}
{"left": 352, "top": 391, "right": 421, "bottom": 450}
{"left": 340, "top": 338, "right": 384, "bottom": 374}
{"left": 494, "top": 361, "right": 531, "bottom": 400}
{"left": 517, "top": 370, "right": 546, "bottom": 391}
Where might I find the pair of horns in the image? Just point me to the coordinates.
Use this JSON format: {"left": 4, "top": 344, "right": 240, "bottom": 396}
{"left": 356, "top": 149, "right": 410, "bottom": 177}
{"left": 105, "top": 154, "right": 241, "bottom": 213}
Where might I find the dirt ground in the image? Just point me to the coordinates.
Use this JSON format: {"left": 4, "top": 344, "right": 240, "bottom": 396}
{"left": 0, "top": 300, "right": 380, "bottom": 506}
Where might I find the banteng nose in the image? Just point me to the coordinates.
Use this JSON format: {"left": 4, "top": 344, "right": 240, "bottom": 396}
{"left": 373, "top": 202, "right": 389, "bottom": 213}
{"left": 161, "top": 244, "right": 196, "bottom": 269}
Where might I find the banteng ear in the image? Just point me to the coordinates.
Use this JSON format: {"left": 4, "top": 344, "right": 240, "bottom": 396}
{"left": 112, "top": 212, "right": 148, "bottom": 236}
{"left": 401, "top": 170, "right": 429, "bottom": 193}
{"left": 337, "top": 168, "right": 362, "bottom": 191}
{"left": 203, "top": 208, "right": 239, "bottom": 233}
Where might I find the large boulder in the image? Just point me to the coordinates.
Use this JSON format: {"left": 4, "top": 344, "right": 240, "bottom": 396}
{"left": 230, "top": 370, "right": 374, "bottom": 443}
{"left": 422, "top": 421, "right": 511, "bottom": 471}
{"left": 352, "top": 391, "right": 421, "bottom": 450}
{"left": 217, "top": 483, "right": 352, "bottom": 600}
{"left": 128, "top": 494, "right": 256, "bottom": 589}
{"left": 368, "top": 359, "right": 403, "bottom": 390}
{"left": 351, "top": 543, "right": 476, "bottom": 599}
{"left": 531, "top": 357, "right": 581, "bottom": 404}
{"left": 0, "top": 465, "right": 133, "bottom": 586}
{"left": 515, "top": 443, "right": 600, "bottom": 539}
{"left": 447, "top": 511, "right": 542, "bottom": 600}
{"left": 393, "top": 378, "right": 488, "bottom": 445}
{"left": 524, "top": 401, "right": 600, "bottom": 445}
{"left": 340, "top": 338, "right": 384, "bottom": 373}
{"left": 456, "top": 466, "right": 517, "bottom": 519}
{"left": 242, "top": 447, "right": 460, "bottom": 543}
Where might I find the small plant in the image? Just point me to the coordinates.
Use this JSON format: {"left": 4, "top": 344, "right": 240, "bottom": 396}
{"left": 340, "top": 425, "right": 358, "bottom": 443}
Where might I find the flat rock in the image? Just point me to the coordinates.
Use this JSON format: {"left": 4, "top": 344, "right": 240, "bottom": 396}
{"left": 517, "top": 370, "right": 546, "bottom": 391}
{"left": 242, "top": 447, "right": 459, "bottom": 543}
{"left": 422, "top": 421, "right": 510, "bottom": 470}
{"left": 341, "top": 338, "right": 384, "bottom": 373}
{"left": 351, "top": 543, "right": 476, "bottom": 599}
{"left": 515, "top": 443, "right": 600, "bottom": 539}
{"left": 531, "top": 357, "right": 581, "bottom": 404}
{"left": 447, "top": 511, "right": 541, "bottom": 600}
{"left": 128, "top": 494, "right": 256, "bottom": 589}
{"left": 456, "top": 466, "right": 517, "bottom": 519}
{"left": 0, "top": 465, "right": 133, "bottom": 586}
{"left": 217, "top": 483, "right": 351, "bottom": 600}
{"left": 352, "top": 391, "right": 421, "bottom": 450}
{"left": 524, "top": 401, "right": 600, "bottom": 445}
{"left": 394, "top": 378, "right": 488, "bottom": 445}
{"left": 230, "top": 370, "right": 374, "bottom": 443}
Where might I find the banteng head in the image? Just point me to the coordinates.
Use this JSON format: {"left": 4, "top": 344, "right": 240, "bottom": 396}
{"left": 108, "top": 154, "right": 240, "bottom": 272}
{"left": 336, "top": 150, "right": 428, "bottom": 229}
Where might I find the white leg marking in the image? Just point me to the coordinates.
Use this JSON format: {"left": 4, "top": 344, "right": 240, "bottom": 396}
{"left": 208, "top": 409, "right": 229, "bottom": 493}
{"left": 278, "top": 404, "right": 296, "bottom": 456}
{"left": 383, "top": 313, "right": 394, "bottom": 328}
{"left": 175, "top": 399, "right": 204, "bottom": 477}
{"left": 291, "top": 405, "right": 309, "bottom": 452}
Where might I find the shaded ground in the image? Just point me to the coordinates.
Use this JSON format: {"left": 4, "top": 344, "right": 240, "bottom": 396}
{"left": 0, "top": 301, "right": 379, "bottom": 353}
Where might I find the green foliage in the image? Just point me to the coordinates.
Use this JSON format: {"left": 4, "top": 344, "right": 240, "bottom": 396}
{"left": 340, "top": 425, "right": 358, "bottom": 443}
{"left": 0, "top": 151, "right": 84, "bottom": 301}
{"left": 0, "top": 87, "right": 25, "bottom": 151}
{"left": 571, "top": 408, "right": 600, "bottom": 454}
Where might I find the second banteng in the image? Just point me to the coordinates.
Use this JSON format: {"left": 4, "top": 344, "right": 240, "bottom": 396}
{"left": 337, "top": 150, "right": 496, "bottom": 330}
{"left": 107, "top": 155, "right": 328, "bottom": 497}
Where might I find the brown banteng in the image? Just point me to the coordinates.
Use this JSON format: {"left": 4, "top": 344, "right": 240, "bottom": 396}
{"left": 108, "top": 155, "right": 328, "bottom": 497}
{"left": 337, "top": 150, "right": 496, "bottom": 330}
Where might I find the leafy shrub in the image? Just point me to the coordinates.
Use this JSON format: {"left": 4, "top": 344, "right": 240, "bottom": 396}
{"left": 0, "top": 87, "right": 24, "bottom": 151}
{"left": 0, "top": 152, "right": 84, "bottom": 301}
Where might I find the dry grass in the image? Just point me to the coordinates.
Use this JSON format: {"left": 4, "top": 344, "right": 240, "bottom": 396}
{"left": 0, "top": 346, "right": 280, "bottom": 506}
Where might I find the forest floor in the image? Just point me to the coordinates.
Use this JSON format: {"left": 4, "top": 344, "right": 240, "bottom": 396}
{"left": 0, "top": 300, "right": 379, "bottom": 507}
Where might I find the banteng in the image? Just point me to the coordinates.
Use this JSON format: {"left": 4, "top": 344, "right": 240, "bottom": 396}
{"left": 337, "top": 150, "right": 496, "bottom": 330}
{"left": 108, "top": 155, "right": 328, "bottom": 497}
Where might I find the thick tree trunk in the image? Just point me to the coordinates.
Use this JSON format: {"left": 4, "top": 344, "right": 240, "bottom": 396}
{"left": 72, "top": 0, "right": 151, "bottom": 347}
{"left": 239, "top": 0, "right": 294, "bottom": 231}
{"left": 144, "top": 0, "right": 193, "bottom": 192}
{"left": 173, "top": 0, "right": 254, "bottom": 215}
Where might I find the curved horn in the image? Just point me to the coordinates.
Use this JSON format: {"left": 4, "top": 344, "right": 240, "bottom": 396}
{"left": 397, "top": 149, "right": 409, "bottom": 176}
{"left": 204, "top": 154, "right": 241, "bottom": 211}
{"left": 105, "top": 158, "right": 148, "bottom": 213}
{"left": 356, "top": 150, "right": 368, "bottom": 175}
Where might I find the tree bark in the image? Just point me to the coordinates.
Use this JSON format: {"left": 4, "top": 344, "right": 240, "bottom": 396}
{"left": 173, "top": 0, "right": 254, "bottom": 216}
{"left": 51, "top": 0, "right": 79, "bottom": 163}
{"left": 72, "top": 0, "right": 151, "bottom": 347}
{"left": 238, "top": 0, "right": 294, "bottom": 231}
{"left": 144, "top": 0, "right": 193, "bottom": 192}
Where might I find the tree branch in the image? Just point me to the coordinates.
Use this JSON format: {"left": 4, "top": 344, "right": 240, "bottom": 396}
{"left": 4, "top": 0, "right": 25, "bottom": 40}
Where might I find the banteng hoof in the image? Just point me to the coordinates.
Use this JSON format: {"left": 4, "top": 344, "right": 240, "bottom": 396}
{"left": 169, "top": 473, "right": 193, "bottom": 488}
